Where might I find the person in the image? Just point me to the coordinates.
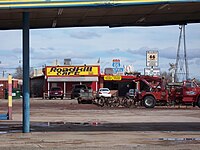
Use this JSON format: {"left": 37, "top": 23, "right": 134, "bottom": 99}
{"left": 161, "top": 76, "right": 166, "bottom": 90}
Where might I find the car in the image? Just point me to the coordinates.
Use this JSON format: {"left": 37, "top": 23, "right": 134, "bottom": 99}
{"left": 77, "top": 88, "right": 94, "bottom": 104}
{"left": 96, "top": 88, "right": 112, "bottom": 98}
{"left": 49, "top": 87, "right": 64, "bottom": 99}
{"left": 71, "top": 84, "right": 88, "bottom": 99}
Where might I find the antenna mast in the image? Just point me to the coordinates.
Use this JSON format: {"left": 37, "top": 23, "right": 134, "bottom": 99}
{"left": 175, "top": 25, "right": 189, "bottom": 82}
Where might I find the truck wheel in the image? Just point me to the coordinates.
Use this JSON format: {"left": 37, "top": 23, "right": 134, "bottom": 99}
{"left": 143, "top": 96, "right": 156, "bottom": 108}
{"left": 197, "top": 97, "right": 200, "bottom": 108}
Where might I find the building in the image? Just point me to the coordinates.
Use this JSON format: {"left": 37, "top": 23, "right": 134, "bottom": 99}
{"left": 0, "top": 78, "right": 20, "bottom": 99}
{"left": 99, "top": 75, "right": 138, "bottom": 96}
{"left": 44, "top": 65, "right": 100, "bottom": 98}
{"left": 31, "top": 63, "right": 142, "bottom": 98}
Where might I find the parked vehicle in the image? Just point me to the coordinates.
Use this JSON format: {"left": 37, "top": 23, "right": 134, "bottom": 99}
{"left": 77, "top": 89, "right": 94, "bottom": 104}
{"left": 49, "top": 87, "right": 64, "bottom": 99}
{"left": 96, "top": 88, "right": 112, "bottom": 98}
{"left": 134, "top": 76, "right": 200, "bottom": 108}
{"left": 71, "top": 84, "right": 88, "bottom": 99}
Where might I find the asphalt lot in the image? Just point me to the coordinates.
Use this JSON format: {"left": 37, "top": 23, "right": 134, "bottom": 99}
{"left": 0, "top": 98, "right": 200, "bottom": 149}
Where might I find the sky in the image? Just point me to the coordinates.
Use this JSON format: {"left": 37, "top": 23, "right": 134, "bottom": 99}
{"left": 0, "top": 23, "right": 200, "bottom": 79}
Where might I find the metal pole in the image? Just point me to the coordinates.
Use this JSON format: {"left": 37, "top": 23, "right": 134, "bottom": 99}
{"left": 64, "top": 82, "right": 66, "bottom": 98}
{"left": 48, "top": 82, "right": 50, "bottom": 97}
{"left": 183, "top": 25, "right": 189, "bottom": 80}
{"left": 23, "top": 12, "right": 30, "bottom": 133}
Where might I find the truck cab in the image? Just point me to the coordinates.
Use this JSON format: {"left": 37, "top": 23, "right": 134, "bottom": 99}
{"left": 135, "top": 76, "right": 168, "bottom": 108}
{"left": 181, "top": 80, "right": 200, "bottom": 106}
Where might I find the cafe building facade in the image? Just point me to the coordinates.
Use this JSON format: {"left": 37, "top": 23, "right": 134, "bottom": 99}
{"left": 31, "top": 64, "right": 140, "bottom": 98}
{"left": 44, "top": 65, "right": 100, "bottom": 97}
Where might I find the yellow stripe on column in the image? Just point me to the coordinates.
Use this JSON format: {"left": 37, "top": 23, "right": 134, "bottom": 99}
{"left": 8, "top": 74, "right": 12, "bottom": 84}
{"left": 8, "top": 96, "right": 12, "bottom": 107}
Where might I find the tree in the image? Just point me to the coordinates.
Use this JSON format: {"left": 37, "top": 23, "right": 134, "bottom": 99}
{"left": 13, "top": 66, "right": 36, "bottom": 79}
{"left": 13, "top": 66, "right": 23, "bottom": 79}
{"left": 160, "top": 71, "right": 172, "bottom": 83}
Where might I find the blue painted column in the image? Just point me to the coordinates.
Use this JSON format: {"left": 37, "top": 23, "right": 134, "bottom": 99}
{"left": 23, "top": 12, "right": 30, "bottom": 133}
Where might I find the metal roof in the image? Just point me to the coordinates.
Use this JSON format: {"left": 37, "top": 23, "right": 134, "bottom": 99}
{"left": 0, "top": 0, "right": 200, "bottom": 29}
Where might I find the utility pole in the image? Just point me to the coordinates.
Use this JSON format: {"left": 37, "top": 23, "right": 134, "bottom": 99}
{"left": 2, "top": 70, "right": 6, "bottom": 78}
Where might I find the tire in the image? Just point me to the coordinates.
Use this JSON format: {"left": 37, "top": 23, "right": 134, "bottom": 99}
{"left": 77, "top": 98, "right": 81, "bottom": 104}
{"left": 124, "top": 98, "right": 132, "bottom": 108}
{"left": 88, "top": 100, "right": 93, "bottom": 104}
{"left": 197, "top": 97, "right": 200, "bottom": 108}
{"left": 61, "top": 97, "right": 63, "bottom": 100}
{"left": 120, "top": 97, "right": 127, "bottom": 107}
{"left": 98, "top": 97, "right": 104, "bottom": 107}
{"left": 111, "top": 97, "right": 120, "bottom": 107}
{"left": 143, "top": 96, "right": 156, "bottom": 108}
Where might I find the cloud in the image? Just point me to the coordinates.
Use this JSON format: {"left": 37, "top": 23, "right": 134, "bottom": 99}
{"left": 109, "top": 48, "right": 121, "bottom": 54}
{"left": 187, "top": 48, "right": 200, "bottom": 59}
{"left": 31, "top": 47, "right": 93, "bottom": 64}
{"left": 194, "top": 58, "right": 200, "bottom": 66}
{"left": 70, "top": 31, "right": 101, "bottom": 39}
{"left": 125, "top": 47, "right": 200, "bottom": 60}
{"left": 11, "top": 48, "right": 21, "bottom": 54}
{"left": 39, "top": 47, "right": 55, "bottom": 51}
{"left": 126, "top": 47, "right": 176, "bottom": 59}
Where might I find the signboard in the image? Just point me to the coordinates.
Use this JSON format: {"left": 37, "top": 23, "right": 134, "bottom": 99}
{"left": 104, "top": 75, "right": 122, "bottom": 81}
{"left": 112, "top": 59, "right": 120, "bottom": 68}
{"left": 112, "top": 59, "right": 124, "bottom": 75}
{"left": 104, "top": 75, "right": 113, "bottom": 81}
{"left": 144, "top": 68, "right": 160, "bottom": 76}
{"left": 104, "top": 68, "right": 114, "bottom": 75}
{"left": 46, "top": 66, "right": 99, "bottom": 76}
{"left": 113, "top": 68, "right": 124, "bottom": 74}
{"left": 146, "top": 51, "right": 159, "bottom": 67}
{"left": 124, "top": 65, "right": 134, "bottom": 73}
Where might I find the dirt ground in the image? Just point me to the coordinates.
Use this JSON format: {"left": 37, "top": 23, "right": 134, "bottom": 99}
{"left": 0, "top": 98, "right": 200, "bottom": 149}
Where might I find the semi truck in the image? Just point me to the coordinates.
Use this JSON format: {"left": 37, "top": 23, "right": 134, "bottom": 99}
{"left": 134, "top": 76, "right": 200, "bottom": 108}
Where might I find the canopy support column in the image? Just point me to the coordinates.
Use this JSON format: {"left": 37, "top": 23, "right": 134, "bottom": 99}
{"left": 23, "top": 12, "right": 30, "bottom": 133}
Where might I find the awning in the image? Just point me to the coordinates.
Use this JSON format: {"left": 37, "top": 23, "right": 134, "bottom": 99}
{"left": 47, "top": 76, "right": 98, "bottom": 82}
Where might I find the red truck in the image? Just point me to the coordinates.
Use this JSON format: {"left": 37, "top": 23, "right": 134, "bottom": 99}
{"left": 134, "top": 76, "right": 200, "bottom": 108}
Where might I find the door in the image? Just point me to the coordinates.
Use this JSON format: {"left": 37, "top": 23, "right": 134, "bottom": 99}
{"left": 182, "top": 81, "right": 197, "bottom": 102}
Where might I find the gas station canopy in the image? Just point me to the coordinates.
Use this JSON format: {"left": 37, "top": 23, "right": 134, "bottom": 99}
{"left": 0, "top": 0, "right": 200, "bottom": 30}
{"left": 1, "top": 0, "right": 200, "bottom": 133}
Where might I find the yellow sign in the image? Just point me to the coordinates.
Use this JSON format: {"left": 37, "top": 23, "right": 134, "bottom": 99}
{"left": 46, "top": 66, "right": 99, "bottom": 76}
{"left": 104, "top": 76, "right": 113, "bottom": 81}
{"left": 104, "top": 75, "right": 121, "bottom": 81}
